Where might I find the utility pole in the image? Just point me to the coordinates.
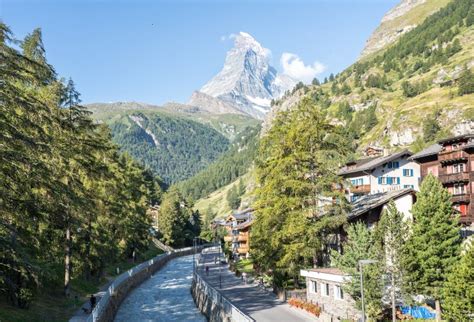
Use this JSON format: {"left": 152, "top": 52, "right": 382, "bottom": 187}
{"left": 391, "top": 272, "right": 396, "bottom": 322}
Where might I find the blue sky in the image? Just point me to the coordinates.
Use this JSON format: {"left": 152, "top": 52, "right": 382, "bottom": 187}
{"left": 2, "top": 0, "right": 398, "bottom": 105}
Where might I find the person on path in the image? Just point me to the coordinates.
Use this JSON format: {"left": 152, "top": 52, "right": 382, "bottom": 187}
{"left": 89, "top": 294, "right": 97, "bottom": 312}
{"left": 205, "top": 265, "right": 209, "bottom": 276}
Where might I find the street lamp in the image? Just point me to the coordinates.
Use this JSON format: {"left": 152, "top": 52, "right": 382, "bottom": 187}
{"left": 359, "top": 259, "right": 378, "bottom": 322}
{"left": 219, "top": 240, "right": 222, "bottom": 289}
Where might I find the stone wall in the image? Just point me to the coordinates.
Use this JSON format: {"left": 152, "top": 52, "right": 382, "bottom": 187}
{"left": 90, "top": 247, "right": 205, "bottom": 322}
{"left": 305, "top": 278, "right": 361, "bottom": 322}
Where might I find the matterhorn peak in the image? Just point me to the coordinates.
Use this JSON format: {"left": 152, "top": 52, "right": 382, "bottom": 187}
{"left": 191, "top": 32, "right": 295, "bottom": 119}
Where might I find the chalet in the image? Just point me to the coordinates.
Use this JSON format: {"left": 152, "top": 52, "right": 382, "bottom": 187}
{"left": 410, "top": 134, "right": 474, "bottom": 226}
{"left": 223, "top": 209, "right": 254, "bottom": 258}
{"left": 339, "top": 150, "right": 420, "bottom": 202}
{"left": 300, "top": 268, "right": 360, "bottom": 321}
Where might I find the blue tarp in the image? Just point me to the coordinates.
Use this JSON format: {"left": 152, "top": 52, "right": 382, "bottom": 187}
{"left": 400, "top": 306, "right": 436, "bottom": 319}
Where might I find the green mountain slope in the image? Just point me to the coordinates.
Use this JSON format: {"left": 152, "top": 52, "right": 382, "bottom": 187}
{"left": 268, "top": 0, "right": 474, "bottom": 153}
{"left": 87, "top": 102, "right": 260, "bottom": 140}
{"left": 103, "top": 110, "right": 230, "bottom": 183}
{"left": 177, "top": 125, "right": 260, "bottom": 201}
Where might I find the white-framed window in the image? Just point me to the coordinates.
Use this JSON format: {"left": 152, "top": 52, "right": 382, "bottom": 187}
{"left": 351, "top": 178, "right": 364, "bottom": 186}
{"left": 387, "top": 161, "right": 400, "bottom": 169}
{"left": 403, "top": 169, "right": 414, "bottom": 177}
{"left": 403, "top": 184, "right": 414, "bottom": 189}
{"left": 454, "top": 183, "right": 465, "bottom": 195}
{"left": 322, "top": 283, "right": 330, "bottom": 296}
{"left": 310, "top": 280, "right": 317, "bottom": 293}
{"left": 452, "top": 163, "right": 465, "bottom": 174}
{"left": 334, "top": 285, "right": 343, "bottom": 300}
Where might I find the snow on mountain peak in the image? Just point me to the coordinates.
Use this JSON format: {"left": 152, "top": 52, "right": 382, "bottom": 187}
{"left": 195, "top": 32, "right": 295, "bottom": 119}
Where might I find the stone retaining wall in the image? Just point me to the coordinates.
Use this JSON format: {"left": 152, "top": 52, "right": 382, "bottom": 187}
{"left": 89, "top": 246, "right": 206, "bottom": 322}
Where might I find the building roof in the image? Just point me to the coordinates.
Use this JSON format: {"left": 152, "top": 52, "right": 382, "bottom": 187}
{"left": 348, "top": 188, "right": 415, "bottom": 221}
{"left": 339, "top": 149, "right": 413, "bottom": 176}
{"left": 409, "top": 143, "right": 442, "bottom": 160}
{"left": 235, "top": 218, "right": 253, "bottom": 230}
{"left": 228, "top": 208, "right": 253, "bottom": 221}
{"left": 304, "top": 267, "right": 344, "bottom": 275}
{"left": 438, "top": 133, "right": 474, "bottom": 144}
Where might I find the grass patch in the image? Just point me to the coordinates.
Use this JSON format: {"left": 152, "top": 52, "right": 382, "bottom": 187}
{"left": 235, "top": 258, "right": 254, "bottom": 274}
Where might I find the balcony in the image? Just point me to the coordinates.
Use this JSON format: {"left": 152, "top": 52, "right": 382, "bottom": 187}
{"left": 439, "top": 172, "right": 470, "bottom": 184}
{"left": 350, "top": 184, "right": 371, "bottom": 194}
{"left": 237, "top": 235, "right": 248, "bottom": 242}
{"left": 439, "top": 150, "right": 469, "bottom": 163}
{"left": 237, "top": 246, "right": 250, "bottom": 254}
{"left": 224, "top": 236, "right": 233, "bottom": 242}
{"left": 451, "top": 193, "right": 471, "bottom": 204}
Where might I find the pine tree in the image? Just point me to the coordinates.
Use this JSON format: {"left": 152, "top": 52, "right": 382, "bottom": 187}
{"left": 402, "top": 174, "right": 461, "bottom": 320}
{"left": 312, "top": 77, "right": 320, "bottom": 86}
{"left": 331, "top": 222, "right": 384, "bottom": 320}
{"left": 442, "top": 244, "right": 474, "bottom": 321}
{"left": 376, "top": 201, "right": 407, "bottom": 321}
{"left": 253, "top": 97, "right": 351, "bottom": 285}
{"left": 158, "top": 188, "right": 188, "bottom": 247}
{"left": 458, "top": 68, "right": 474, "bottom": 96}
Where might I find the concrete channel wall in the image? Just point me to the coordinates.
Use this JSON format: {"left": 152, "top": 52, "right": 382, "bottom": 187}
{"left": 87, "top": 246, "right": 207, "bottom": 322}
{"left": 191, "top": 271, "right": 255, "bottom": 322}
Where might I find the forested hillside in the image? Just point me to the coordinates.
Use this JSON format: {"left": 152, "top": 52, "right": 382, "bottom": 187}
{"left": 105, "top": 111, "right": 230, "bottom": 184}
{"left": 267, "top": 0, "right": 474, "bottom": 153}
{"left": 0, "top": 23, "right": 163, "bottom": 315}
{"left": 177, "top": 125, "right": 260, "bottom": 201}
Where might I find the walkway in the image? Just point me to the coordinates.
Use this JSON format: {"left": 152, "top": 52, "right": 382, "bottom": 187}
{"left": 114, "top": 255, "right": 205, "bottom": 322}
{"left": 198, "top": 247, "right": 315, "bottom": 322}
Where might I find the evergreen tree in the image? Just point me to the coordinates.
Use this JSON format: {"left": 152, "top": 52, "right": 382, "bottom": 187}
{"left": 376, "top": 201, "right": 408, "bottom": 321}
{"left": 423, "top": 114, "right": 441, "bottom": 142}
{"left": 458, "top": 68, "right": 474, "bottom": 96}
{"left": 253, "top": 97, "right": 351, "bottom": 285}
{"left": 158, "top": 188, "right": 189, "bottom": 247}
{"left": 442, "top": 244, "right": 474, "bottom": 321}
{"left": 331, "top": 222, "right": 384, "bottom": 320}
{"left": 312, "top": 77, "right": 320, "bottom": 86}
{"left": 402, "top": 175, "right": 461, "bottom": 319}
{"left": 226, "top": 185, "right": 241, "bottom": 210}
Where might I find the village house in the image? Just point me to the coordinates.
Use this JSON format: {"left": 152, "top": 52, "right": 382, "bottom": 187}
{"left": 410, "top": 134, "right": 474, "bottom": 227}
{"left": 222, "top": 209, "right": 254, "bottom": 258}
{"left": 300, "top": 268, "right": 361, "bottom": 322}
{"left": 339, "top": 149, "right": 420, "bottom": 203}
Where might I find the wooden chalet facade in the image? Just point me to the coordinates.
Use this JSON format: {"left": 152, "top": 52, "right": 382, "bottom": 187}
{"left": 410, "top": 134, "right": 474, "bottom": 226}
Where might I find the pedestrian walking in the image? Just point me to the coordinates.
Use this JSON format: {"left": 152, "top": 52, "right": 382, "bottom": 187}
{"left": 89, "top": 294, "right": 97, "bottom": 312}
{"left": 205, "top": 265, "right": 209, "bottom": 276}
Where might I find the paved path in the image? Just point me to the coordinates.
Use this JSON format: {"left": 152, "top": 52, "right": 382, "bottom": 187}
{"left": 199, "top": 247, "right": 316, "bottom": 322}
{"left": 114, "top": 255, "right": 205, "bottom": 321}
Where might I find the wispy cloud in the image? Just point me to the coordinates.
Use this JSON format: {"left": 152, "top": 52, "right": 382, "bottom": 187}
{"left": 220, "top": 33, "right": 236, "bottom": 42}
{"left": 280, "top": 52, "right": 326, "bottom": 83}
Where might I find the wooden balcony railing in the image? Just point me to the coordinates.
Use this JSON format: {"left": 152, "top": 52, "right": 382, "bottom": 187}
{"left": 439, "top": 150, "right": 469, "bottom": 163}
{"left": 451, "top": 193, "right": 471, "bottom": 204}
{"left": 237, "top": 246, "right": 250, "bottom": 254}
{"left": 237, "top": 235, "right": 248, "bottom": 242}
{"left": 224, "top": 236, "right": 233, "bottom": 242}
{"left": 350, "top": 184, "right": 371, "bottom": 194}
{"left": 439, "top": 172, "right": 470, "bottom": 184}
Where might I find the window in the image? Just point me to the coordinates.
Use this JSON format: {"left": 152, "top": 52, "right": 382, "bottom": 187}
{"left": 403, "top": 184, "right": 414, "bottom": 189}
{"left": 452, "top": 163, "right": 465, "bottom": 174}
{"left": 454, "top": 183, "right": 465, "bottom": 195}
{"left": 351, "top": 178, "right": 363, "bottom": 186}
{"left": 378, "top": 177, "right": 400, "bottom": 185}
{"left": 310, "top": 280, "right": 317, "bottom": 293}
{"left": 322, "top": 283, "right": 330, "bottom": 296}
{"left": 387, "top": 161, "right": 400, "bottom": 169}
{"left": 334, "top": 285, "right": 343, "bottom": 300}
{"left": 403, "top": 169, "right": 414, "bottom": 177}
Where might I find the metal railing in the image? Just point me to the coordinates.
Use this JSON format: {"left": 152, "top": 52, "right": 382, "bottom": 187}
{"left": 86, "top": 246, "right": 202, "bottom": 322}
{"left": 193, "top": 270, "right": 255, "bottom": 322}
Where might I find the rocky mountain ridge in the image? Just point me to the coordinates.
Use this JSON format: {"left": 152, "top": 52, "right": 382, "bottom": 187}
{"left": 190, "top": 32, "right": 296, "bottom": 119}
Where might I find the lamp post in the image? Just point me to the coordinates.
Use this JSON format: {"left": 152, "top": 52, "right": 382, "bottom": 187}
{"left": 219, "top": 240, "right": 222, "bottom": 289}
{"left": 359, "top": 259, "right": 378, "bottom": 322}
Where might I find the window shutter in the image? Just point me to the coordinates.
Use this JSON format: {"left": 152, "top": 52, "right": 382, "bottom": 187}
{"left": 397, "top": 177, "right": 400, "bottom": 184}
{"left": 378, "top": 177, "right": 382, "bottom": 184}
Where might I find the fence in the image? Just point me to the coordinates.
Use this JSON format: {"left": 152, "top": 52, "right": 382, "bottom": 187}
{"left": 87, "top": 245, "right": 208, "bottom": 322}
{"left": 193, "top": 265, "right": 255, "bottom": 322}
